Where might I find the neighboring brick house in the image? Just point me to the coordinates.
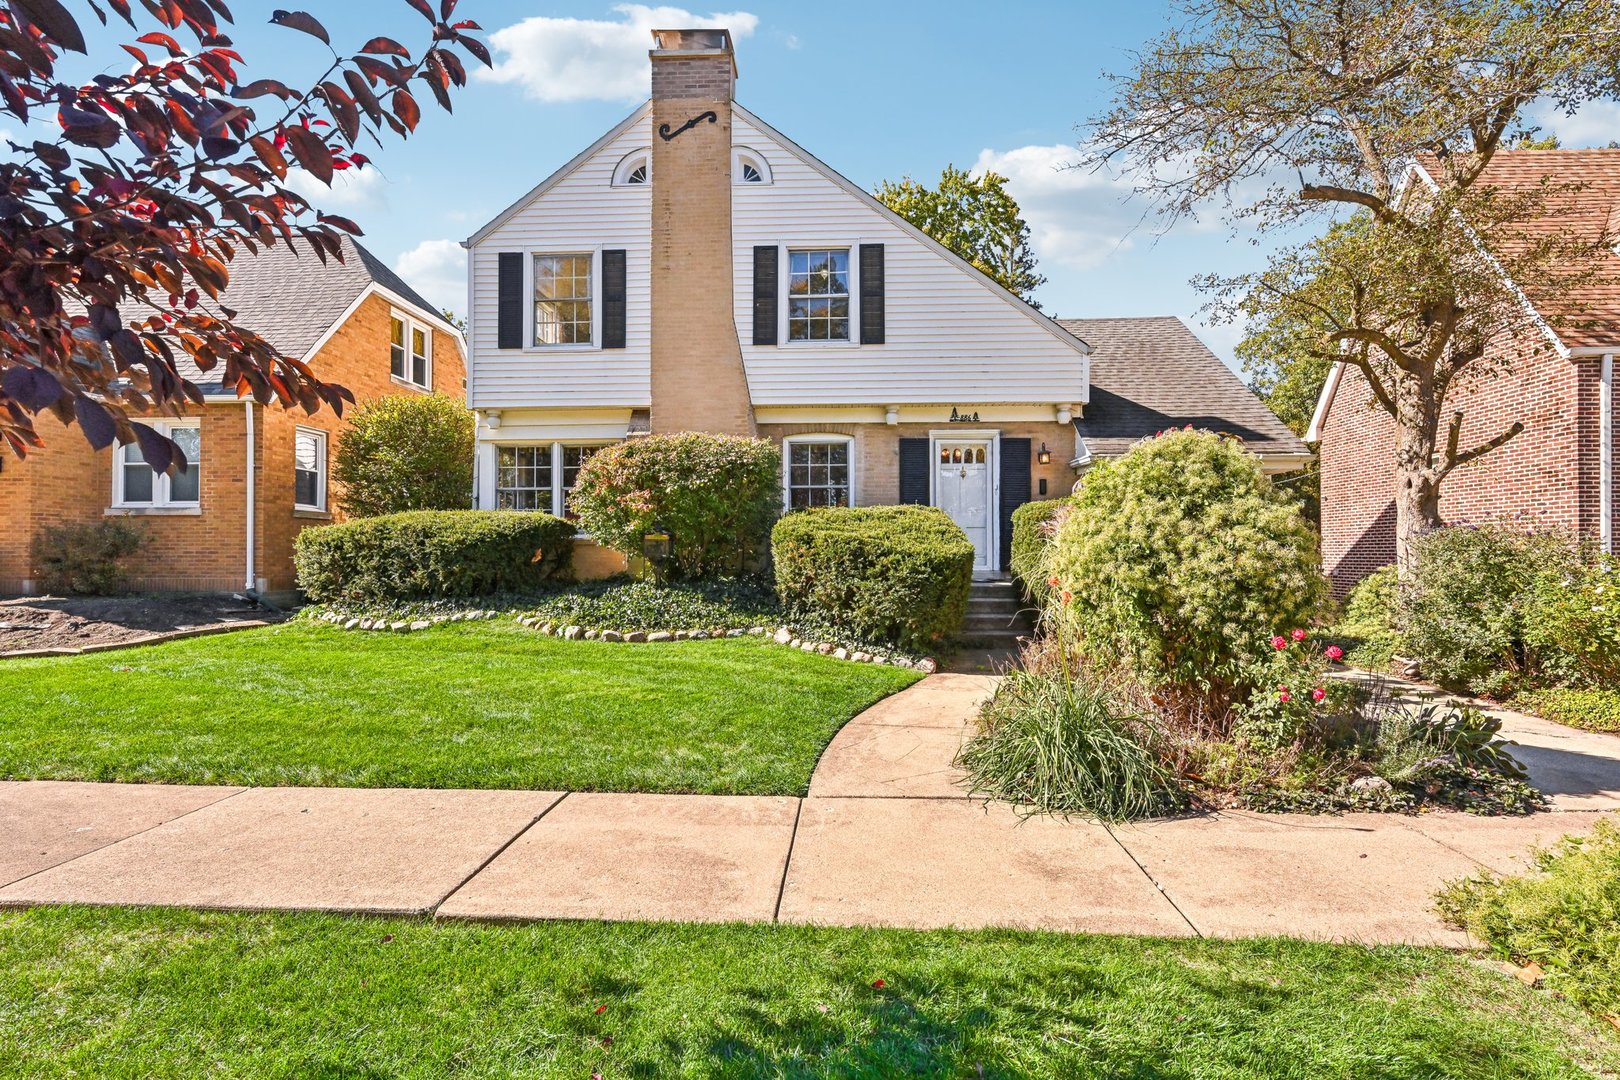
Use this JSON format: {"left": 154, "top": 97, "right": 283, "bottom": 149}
{"left": 463, "top": 28, "right": 1306, "bottom": 578}
{"left": 0, "top": 236, "right": 465, "bottom": 599}
{"left": 1308, "top": 150, "right": 1620, "bottom": 592}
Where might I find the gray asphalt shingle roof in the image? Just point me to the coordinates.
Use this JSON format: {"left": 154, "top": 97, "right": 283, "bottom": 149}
{"left": 123, "top": 235, "right": 440, "bottom": 394}
{"left": 1057, "top": 316, "right": 1308, "bottom": 460}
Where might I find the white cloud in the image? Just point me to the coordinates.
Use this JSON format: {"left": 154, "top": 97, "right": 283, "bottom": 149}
{"left": 394, "top": 239, "right": 467, "bottom": 318}
{"left": 480, "top": 4, "right": 759, "bottom": 103}
{"left": 284, "top": 164, "right": 388, "bottom": 212}
{"left": 1532, "top": 99, "right": 1620, "bottom": 149}
{"left": 971, "top": 144, "right": 1159, "bottom": 272}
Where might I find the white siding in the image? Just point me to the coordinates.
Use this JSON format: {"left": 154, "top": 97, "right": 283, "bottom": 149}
{"left": 731, "top": 108, "right": 1089, "bottom": 406}
{"left": 467, "top": 107, "right": 653, "bottom": 410}
{"left": 465, "top": 102, "right": 1090, "bottom": 413}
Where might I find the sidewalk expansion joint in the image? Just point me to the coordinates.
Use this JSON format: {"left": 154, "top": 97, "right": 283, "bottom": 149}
{"left": 1104, "top": 823, "right": 1202, "bottom": 939}
{"left": 430, "top": 791, "right": 569, "bottom": 917}
{"left": 0, "top": 784, "right": 250, "bottom": 892}
{"left": 772, "top": 797, "right": 804, "bottom": 923}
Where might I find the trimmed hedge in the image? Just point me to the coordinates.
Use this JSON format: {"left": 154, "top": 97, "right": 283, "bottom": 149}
{"left": 1009, "top": 497, "right": 1073, "bottom": 604}
{"left": 295, "top": 511, "right": 574, "bottom": 605}
{"left": 772, "top": 506, "right": 974, "bottom": 652}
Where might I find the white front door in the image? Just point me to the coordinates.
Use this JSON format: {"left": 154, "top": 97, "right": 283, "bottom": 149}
{"left": 935, "top": 440, "right": 994, "bottom": 575}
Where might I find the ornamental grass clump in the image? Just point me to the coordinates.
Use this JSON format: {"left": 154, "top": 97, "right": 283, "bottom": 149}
{"left": 1045, "top": 429, "right": 1327, "bottom": 731}
{"left": 958, "top": 664, "right": 1184, "bottom": 824}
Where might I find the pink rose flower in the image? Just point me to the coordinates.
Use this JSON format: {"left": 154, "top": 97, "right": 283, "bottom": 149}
{"left": 1311, "top": 687, "right": 1326, "bottom": 702}
{"left": 1278, "top": 690, "right": 1292, "bottom": 703}
{"left": 1290, "top": 628, "right": 1308, "bottom": 642}
{"left": 1270, "top": 635, "right": 1288, "bottom": 650}
{"left": 1324, "top": 644, "right": 1344, "bottom": 661}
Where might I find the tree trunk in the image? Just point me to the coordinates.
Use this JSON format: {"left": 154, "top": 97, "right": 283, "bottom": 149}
{"left": 1393, "top": 395, "right": 1443, "bottom": 576}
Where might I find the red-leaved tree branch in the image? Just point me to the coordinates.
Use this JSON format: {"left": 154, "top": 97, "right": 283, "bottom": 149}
{"left": 0, "top": 0, "right": 488, "bottom": 474}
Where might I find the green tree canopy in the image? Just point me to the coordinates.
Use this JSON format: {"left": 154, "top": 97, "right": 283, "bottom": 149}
{"left": 875, "top": 166, "right": 1047, "bottom": 304}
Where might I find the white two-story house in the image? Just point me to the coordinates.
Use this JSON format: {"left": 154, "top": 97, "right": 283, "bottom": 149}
{"left": 463, "top": 28, "right": 1307, "bottom": 578}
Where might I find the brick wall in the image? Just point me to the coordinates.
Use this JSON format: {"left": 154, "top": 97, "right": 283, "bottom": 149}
{"left": 648, "top": 50, "right": 755, "bottom": 437}
{"left": 1319, "top": 327, "right": 1611, "bottom": 594}
{"left": 0, "top": 293, "right": 466, "bottom": 596}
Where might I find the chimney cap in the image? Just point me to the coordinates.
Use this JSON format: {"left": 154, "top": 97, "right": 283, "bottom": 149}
{"left": 650, "top": 28, "right": 738, "bottom": 77}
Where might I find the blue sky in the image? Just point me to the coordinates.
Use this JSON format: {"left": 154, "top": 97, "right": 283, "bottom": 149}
{"left": 42, "top": 1, "right": 1620, "bottom": 370}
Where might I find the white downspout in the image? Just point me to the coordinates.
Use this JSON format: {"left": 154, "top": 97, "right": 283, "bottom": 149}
{"left": 1603, "top": 351, "right": 1614, "bottom": 556}
{"left": 244, "top": 399, "right": 257, "bottom": 591}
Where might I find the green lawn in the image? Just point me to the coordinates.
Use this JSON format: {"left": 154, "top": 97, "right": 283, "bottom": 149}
{"left": 1, "top": 907, "right": 1614, "bottom": 1078}
{"left": 0, "top": 622, "right": 918, "bottom": 794}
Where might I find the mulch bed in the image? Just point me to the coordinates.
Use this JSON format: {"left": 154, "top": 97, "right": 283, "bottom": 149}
{"left": 0, "top": 595, "right": 285, "bottom": 655}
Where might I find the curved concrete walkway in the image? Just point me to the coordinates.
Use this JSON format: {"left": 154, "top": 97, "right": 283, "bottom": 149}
{"left": 1, "top": 674, "right": 1616, "bottom": 944}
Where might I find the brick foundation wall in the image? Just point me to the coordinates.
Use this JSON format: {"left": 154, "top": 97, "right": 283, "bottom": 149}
{"left": 1319, "top": 329, "right": 1612, "bottom": 594}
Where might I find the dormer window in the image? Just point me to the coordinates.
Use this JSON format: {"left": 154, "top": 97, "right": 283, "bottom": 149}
{"left": 612, "top": 149, "right": 651, "bottom": 186}
{"left": 734, "top": 147, "right": 771, "bottom": 184}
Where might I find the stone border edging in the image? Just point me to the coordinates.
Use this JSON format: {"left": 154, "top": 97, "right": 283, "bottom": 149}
{"left": 309, "top": 608, "right": 940, "bottom": 674}
{"left": 0, "top": 619, "right": 272, "bottom": 660}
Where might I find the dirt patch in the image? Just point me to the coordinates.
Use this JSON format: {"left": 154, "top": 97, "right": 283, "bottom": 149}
{"left": 0, "top": 595, "right": 286, "bottom": 654}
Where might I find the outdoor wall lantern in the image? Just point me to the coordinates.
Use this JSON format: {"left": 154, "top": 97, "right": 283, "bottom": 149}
{"left": 1037, "top": 443, "right": 1052, "bottom": 465}
{"left": 642, "top": 521, "right": 673, "bottom": 579}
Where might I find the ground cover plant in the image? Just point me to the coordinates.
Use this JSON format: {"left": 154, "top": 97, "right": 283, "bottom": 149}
{"left": 0, "top": 621, "right": 916, "bottom": 795}
{"left": 1510, "top": 689, "right": 1620, "bottom": 734}
{"left": 3, "top": 907, "right": 1616, "bottom": 1079}
{"left": 1438, "top": 818, "right": 1620, "bottom": 1021}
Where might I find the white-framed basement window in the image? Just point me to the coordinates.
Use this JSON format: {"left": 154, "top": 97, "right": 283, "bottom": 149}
{"left": 783, "top": 434, "right": 854, "bottom": 509}
{"left": 294, "top": 427, "right": 328, "bottom": 512}
{"left": 113, "top": 419, "right": 201, "bottom": 508}
{"left": 495, "top": 443, "right": 609, "bottom": 518}
{"left": 389, "top": 309, "right": 432, "bottom": 389}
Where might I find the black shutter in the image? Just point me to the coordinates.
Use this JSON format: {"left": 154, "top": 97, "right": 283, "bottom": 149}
{"left": 899, "top": 438, "right": 929, "bottom": 505}
{"left": 859, "top": 243, "right": 885, "bottom": 344}
{"left": 601, "top": 249, "right": 627, "bottom": 349}
{"left": 998, "top": 438, "right": 1032, "bottom": 572}
{"left": 752, "top": 245, "right": 778, "bottom": 345}
{"left": 497, "top": 252, "right": 523, "bottom": 349}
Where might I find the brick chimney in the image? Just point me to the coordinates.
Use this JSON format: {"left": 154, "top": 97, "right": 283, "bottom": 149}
{"left": 648, "top": 28, "right": 755, "bottom": 436}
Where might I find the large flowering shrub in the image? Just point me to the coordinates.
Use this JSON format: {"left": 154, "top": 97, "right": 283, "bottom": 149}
{"left": 1045, "top": 429, "right": 1328, "bottom": 725}
{"left": 569, "top": 434, "right": 781, "bottom": 580}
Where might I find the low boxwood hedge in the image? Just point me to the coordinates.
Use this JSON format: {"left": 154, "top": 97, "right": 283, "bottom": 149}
{"left": 771, "top": 505, "right": 974, "bottom": 653}
{"left": 295, "top": 510, "right": 574, "bottom": 605}
{"left": 1009, "top": 497, "right": 1073, "bottom": 603}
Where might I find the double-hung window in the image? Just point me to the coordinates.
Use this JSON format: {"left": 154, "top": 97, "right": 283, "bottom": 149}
{"left": 496, "top": 443, "right": 607, "bottom": 517}
{"left": 294, "top": 427, "right": 328, "bottom": 512}
{"left": 115, "top": 420, "right": 201, "bottom": 508}
{"left": 390, "top": 312, "right": 431, "bottom": 388}
{"left": 534, "top": 254, "right": 593, "bottom": 345}
{"left": 788, "top": 249, "right": 850, "bottom": 341}
{"left": 784, "top": 437, "right": 852, "bottom": 509}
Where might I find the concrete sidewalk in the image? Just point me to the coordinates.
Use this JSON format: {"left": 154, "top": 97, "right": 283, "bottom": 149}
{"left": 1, "top": 674, "right": 1616, "bottom": 944}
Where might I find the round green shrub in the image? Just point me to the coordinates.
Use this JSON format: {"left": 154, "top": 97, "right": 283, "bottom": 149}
{"left": 1401, "top": 525, "right": 1585, "bottom": 697}
{"left": 1046, "top": 430, "right": 1327, "bottom": 716}
{"left": 771, "top": 505, "right": 974, "bottom": 652}
{"left": 1009, "top": 497, "right": 1073, "bottom": 604}
{"left": 295, "top": 510, "right": 574, "bottom": 605}
{"left": 1332, "top": 565, "right": 1404, "bottom": 671}
{"left": 332, "top": 393, "right": 475, "bottom": 517}
{"left": 569, "top": 433, "right": 781, "bottom": 580}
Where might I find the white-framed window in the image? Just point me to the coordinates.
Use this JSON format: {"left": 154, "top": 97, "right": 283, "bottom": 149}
{"left": 612, "top": 148, "right": 650, "bottom": 186}
{"left": 787, "top": 249, "right": 851, "bottom": 342}
{"left": 734, "top": 147, "right": 771, "bottom": 184}
{"left": 534, "top": 253, "right": 593, "bottom": 345}
{"left": 294, "top": 427, "right": 328, "bottom": 512}
{"left": 114, "top": 420, "right": 201, "bottom": 508}
{"left": 389, "top": 310, "right": 431, "bottom": 389}
{"left": 496, "top": 442, "right": 610, "bottom": 516}
{"left": 783, "top": 434, "right": 854, "bottom": 509}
